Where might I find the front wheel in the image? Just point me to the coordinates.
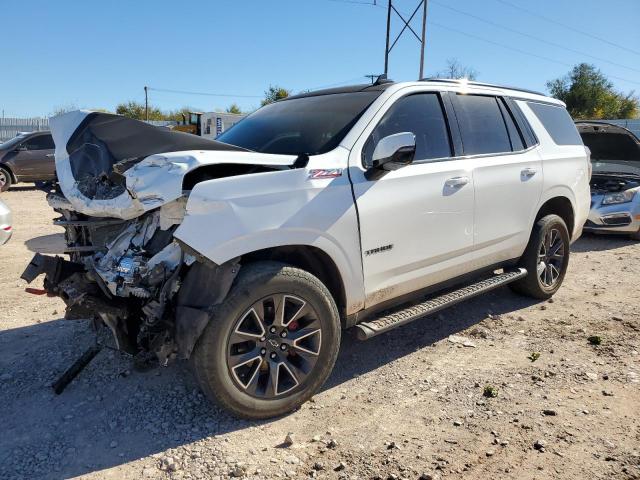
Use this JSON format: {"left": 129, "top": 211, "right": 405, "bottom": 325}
{"left": 192, "top": 262, "right": 341, "bottom": 419}
{"left": 510, "top": 214, "right": 570, "bottom": 300}
{"left": 0, "top": 167, "right": 12, "bottom": 192}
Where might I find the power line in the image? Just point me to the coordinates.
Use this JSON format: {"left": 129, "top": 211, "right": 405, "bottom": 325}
{"left": 323, "top": 0, "right": 376, "bottom": 5}
{"left": 428, "top": 21, "right": 640, "bottom": 87}
{"left": 432, "top": 1, "right": 640, "bottom": 74}
{"left": 146, "top": 87, "right": 262, "bottom": 98}
{"left": 494, "top": 0, "right": 640, "bottom": 57}
{"left": 371, "top": 1, "right": 640, "bottom": 87}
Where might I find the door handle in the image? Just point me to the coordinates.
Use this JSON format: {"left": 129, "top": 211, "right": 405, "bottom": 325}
{"left": 521, "top": 167, "right": 537, "bottom": 177}
{"left": 445, "top": 176, "right": 469, "bottom": 188}
{"left": 45, "top": 154, "right": 55, "bottom": 158}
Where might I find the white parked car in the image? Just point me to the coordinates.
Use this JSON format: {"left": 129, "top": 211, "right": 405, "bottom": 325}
{"left": 23, "top": 79, "right": 590, "bottom": 418}
{"left": 0, "top": 198, "right": 11, "bottom": 245}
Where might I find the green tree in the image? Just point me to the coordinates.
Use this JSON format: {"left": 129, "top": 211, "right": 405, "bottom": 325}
{"left": 547, "top": 63, "right": 639, "bottom": 119}
{"left": 434, "top": 58, "right": 478, "bottom": 81}
{"left": 116, "top": 101, "right": 166, "bottom": 120}
{"left": 261, "top": 85, "right": 290, "bottom": 106}
{"left": 226, "top": 103, "right": 242, "bottom": 114}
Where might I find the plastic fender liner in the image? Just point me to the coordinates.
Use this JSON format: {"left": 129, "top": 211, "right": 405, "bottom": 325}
{"left": 173, "top": 258, "right": 241, "bottom": 359}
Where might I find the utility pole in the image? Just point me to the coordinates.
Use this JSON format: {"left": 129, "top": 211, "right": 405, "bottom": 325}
{"left": 419, "top": 0, "right": 429, "bottom": 80}
{"left": 144, "top": 86, "right": 149, "bottom": 121}
{"left": 384, "top": 0, "right": 392, "bottom": 75}
{"left": 383, "top": 0, "right": 429, "bottom": 79}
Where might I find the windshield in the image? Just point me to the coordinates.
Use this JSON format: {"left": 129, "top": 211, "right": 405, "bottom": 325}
{"left": 0, "top": 134, "right": 28, "bottom": 150}
{"left": 217, "top": 91, "right": 382, "bottom": 155}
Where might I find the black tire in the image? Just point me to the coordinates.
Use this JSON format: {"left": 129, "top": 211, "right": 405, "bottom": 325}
{"left": 509, "top": 214, "right": 570, "bottom": 300}
{"left": 630, "top": 228, "right": 640, "bottom": 241}
{"left": 192, "top": 261, "right": 341, "bottom": 419}
{"left": 0, "top": 167, "right": 12, "bottom": 192}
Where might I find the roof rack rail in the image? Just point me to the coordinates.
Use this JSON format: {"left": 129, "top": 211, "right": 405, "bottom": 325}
{"left": 419, "top": 78, "right": 545, "bottom": 97}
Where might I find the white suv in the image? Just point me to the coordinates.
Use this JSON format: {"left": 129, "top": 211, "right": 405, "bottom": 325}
{"left": 23, "top": 78, "right": 591, "bottom": 418}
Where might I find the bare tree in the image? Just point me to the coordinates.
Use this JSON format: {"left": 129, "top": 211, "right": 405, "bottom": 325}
{"left": 433, "top": 58, "right": 478, "bottom": 81}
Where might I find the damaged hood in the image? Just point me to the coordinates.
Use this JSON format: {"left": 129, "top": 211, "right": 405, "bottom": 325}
{"left": 577, "top": 121, "right": 640, "bottom": 176}
{"left": 51, "top": 111, "right": 298, "bottom": 219}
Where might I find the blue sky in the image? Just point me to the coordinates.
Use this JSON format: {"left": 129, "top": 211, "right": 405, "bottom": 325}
{"left": 1, "top": 0, "right": 639, "bottom": 117}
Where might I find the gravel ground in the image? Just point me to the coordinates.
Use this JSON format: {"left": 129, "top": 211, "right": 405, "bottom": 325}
{"left": 0, "top": 187, "right": 638, "bottom": 480}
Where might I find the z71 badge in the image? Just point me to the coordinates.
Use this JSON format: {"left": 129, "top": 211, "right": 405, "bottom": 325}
{"left": 308, "top": 169, "right": 343, "bottom": 179}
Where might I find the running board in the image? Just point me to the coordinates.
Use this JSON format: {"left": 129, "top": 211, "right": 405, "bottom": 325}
{"left": 355, "top": 268, "right": 527, "bottom": 340}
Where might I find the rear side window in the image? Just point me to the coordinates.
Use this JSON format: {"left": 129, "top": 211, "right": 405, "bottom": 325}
{"left": 526, "top": 102, "right": 583, "bottom": 145}
{"left": 453, "top": 95, "right": 512, "bottom": 155}
{"left": 363, "top": 93, "right": 452, "bottom": 165}
{"left": 24, "top": 134, "right": 54, "bottom": 150}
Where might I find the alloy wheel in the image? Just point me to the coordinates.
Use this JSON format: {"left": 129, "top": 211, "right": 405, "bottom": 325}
{"left": 226, "top": 294, "right": 322, "bottom": 398}
{"left": 537, "top": 228, "right": 565, "bottom": 287}
{"left": 0, "top": 170, "right": 7, "bottom": 188}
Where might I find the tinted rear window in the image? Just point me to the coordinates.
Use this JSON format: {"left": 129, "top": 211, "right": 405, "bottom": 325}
{"left": 526, "top": 102, "right": 582, "bottom": 145}
{"left": 453, "top": 95, "right": 512, "bottom": 155}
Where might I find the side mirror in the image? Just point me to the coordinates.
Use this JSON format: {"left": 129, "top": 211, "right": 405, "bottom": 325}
{"left": 15, "top": 145, "right": 27, "bottom": 152}
{"left": 371, "top": 132, "right": 416, "bottom": 170}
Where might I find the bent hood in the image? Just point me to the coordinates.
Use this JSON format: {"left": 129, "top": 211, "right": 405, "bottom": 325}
{"left": 576, "top": 121, "right": 640, "bottom": 176}
{"left": 50, "top": 111, "right": 298, "bottom": 219}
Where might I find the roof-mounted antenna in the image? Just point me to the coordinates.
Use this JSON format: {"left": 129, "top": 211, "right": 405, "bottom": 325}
{"left": 374, "top": 74, "right": 393, "bottom": 85}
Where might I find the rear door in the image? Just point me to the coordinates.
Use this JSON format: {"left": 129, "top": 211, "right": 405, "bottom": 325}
{"left": 349, "top": 91, "right": 476, "bottom": 308}
{"left": 450, "top": 93, "right": 543, "bottom": 264}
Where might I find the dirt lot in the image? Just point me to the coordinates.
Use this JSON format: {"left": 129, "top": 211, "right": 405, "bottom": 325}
{"left": 0, "top": 187, "right": 638, "bottom": 480}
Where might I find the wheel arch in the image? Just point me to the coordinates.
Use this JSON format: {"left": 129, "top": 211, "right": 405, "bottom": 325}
{"left": 0, "top": 163, "right": 17, "bottom": 183}
{"left": 240, "top": 245, "right": 348, "bottom": 324}
{"left": 534, "top": 195, "right": 575, "bottom": 236}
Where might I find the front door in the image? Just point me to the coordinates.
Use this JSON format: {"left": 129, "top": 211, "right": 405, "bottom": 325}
{"left": 349, "top": 92, "right": 476, "bottom": 308}
{"left": 15, "top": 133, "right": 56, "bottom": 181}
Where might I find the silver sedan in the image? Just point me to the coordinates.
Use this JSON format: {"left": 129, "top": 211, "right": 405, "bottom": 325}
{"left": 0, "top": 198, "right": 12, "bottom": 245}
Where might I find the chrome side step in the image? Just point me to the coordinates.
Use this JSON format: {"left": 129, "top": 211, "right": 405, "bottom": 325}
{"left": 355, "top": 268, "right": 527, "bottom": 340}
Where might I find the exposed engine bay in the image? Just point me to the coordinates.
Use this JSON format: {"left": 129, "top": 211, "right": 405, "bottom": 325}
{"left": 22, "top": 188, "right": 241, "bottom": 367}
{"left": 590, "top": 173, "right": 640, "bottom": 194}
{"left": 21, "top": 111, "right": 301, "bottom": 370}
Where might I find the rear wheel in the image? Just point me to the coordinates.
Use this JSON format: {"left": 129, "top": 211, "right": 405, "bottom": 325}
{"left": 510, "top": 214, "right": 570, "bottom": 299}
{"left": 192, "top": 262, "right": 341, "bottom": 419}
{"left": 0, "top": 167, "right": 12, "bottom": 192}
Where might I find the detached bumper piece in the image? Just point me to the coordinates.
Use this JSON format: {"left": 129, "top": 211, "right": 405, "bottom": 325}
{"left": 52, "top": 344, "right": 102, "bottom": 395}
{"left": 356, "top": 268, "right": 528, "bottom": 340}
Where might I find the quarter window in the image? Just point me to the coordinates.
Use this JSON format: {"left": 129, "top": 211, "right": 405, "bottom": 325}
{"left": 526, "top": 102, "right": 583, "bottom": 146}
{"left": 453, "top": 94, "right": 512, "bottom": 155}
{"left": 364, "top": 93, "right": 452, "bottom": 166}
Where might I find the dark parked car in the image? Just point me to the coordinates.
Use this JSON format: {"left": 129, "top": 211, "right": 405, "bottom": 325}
{"left": 0, "top": 131, "right": 56, "bottom": 191}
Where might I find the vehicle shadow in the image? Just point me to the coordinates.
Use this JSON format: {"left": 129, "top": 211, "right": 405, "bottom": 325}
{"left": 570, "top": 232, "right": 637, "bottom": 253}
{"left": 0, "top": 287, "right": 537, "bottom": 479}
{"left": 24, "top": 232, "right": 66, "bottom": 254}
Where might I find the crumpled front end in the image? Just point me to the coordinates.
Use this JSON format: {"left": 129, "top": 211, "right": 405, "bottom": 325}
{"left": 22, "top": 111, "right": 298, "bottom": 365}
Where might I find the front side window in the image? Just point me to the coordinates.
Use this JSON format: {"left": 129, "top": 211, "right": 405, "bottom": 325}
{"left": 217, "top": 91, "right": 383, "bottom": 155}
{"left": 453, "top": 94, "right": 512, "bottom": 155}
{"left": 526, "top": 102, "right": 583, "bottom": 146}
{"left": 363, "top": 93, "right": 452, "bottom": 166}
{"left": 23, "top": 134, "right": 54, "bottom": 150}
